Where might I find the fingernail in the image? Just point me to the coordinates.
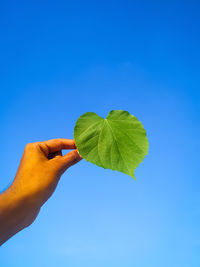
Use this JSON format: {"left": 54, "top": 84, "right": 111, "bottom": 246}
{"left": 77, "top": 149, "right": 83, "bottom": 159}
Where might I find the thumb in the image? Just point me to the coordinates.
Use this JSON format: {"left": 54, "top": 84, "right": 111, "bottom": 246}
{"left": 55, "top": 149, "right": 82, "bottom": 173}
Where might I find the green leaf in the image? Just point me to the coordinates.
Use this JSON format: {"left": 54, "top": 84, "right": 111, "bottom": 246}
{"left": 74, "top": 110, "right": 149, "bottom": 179}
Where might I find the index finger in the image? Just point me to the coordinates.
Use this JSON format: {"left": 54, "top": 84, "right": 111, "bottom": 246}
{"left": 39, "top": 138, "right": 76, "bottom": 154}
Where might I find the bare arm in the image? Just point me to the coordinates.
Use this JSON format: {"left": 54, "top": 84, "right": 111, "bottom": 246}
{"left": 0, "top": 138, "right": 82, "bottom": 246}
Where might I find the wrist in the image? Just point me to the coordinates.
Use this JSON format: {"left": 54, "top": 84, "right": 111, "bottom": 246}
{"left": 1, "top": 185, "right": 27, "bottom": 212}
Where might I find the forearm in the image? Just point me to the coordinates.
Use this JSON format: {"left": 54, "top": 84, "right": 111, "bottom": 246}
{"left": 0, "top": 187, "right": 40, "bottom": 246}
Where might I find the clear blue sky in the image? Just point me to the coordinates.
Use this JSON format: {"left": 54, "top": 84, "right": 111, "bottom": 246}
{"left": 0, "top": 1, "right": 200, "bottom": 266}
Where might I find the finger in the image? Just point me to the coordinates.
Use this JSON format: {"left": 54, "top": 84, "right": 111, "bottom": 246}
{"left": 57, "top": 149, "right": 82, "bottom": 173}
{"left": 48, "top": 150, "right": 62, "bottom": 159}
{"left": 39, "top": 138, "right": 76, "bottom": 156}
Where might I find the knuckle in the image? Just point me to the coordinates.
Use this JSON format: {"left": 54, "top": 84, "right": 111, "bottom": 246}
{"left": 25, "top": 142, "right": 39, "bottom": 151}
{"left": 25, "top": 143, "right": 32, "bottom": 150}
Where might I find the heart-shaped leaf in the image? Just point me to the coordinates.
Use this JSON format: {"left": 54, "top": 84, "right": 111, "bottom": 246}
{"left": 74, "top": 110, "right": 149, "bottom": 179}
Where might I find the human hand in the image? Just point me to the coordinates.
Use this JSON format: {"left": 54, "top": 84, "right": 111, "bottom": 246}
{"left": 11, "top": 138, "right": 82, "bottom": 207}
{"left": 0, "top": 138, "right": 82, "bottom": 245}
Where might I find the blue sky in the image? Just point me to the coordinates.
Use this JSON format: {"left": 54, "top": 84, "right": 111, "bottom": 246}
{"left": 0, "top": 1, "right": 200, "bottom": 266}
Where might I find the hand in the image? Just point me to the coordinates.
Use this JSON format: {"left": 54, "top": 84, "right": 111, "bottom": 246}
{"left": 0, "top": 138, "right": 82, "bottom": 245}
{"left": 11, "top": 138, "right": 82, "bottom": 206}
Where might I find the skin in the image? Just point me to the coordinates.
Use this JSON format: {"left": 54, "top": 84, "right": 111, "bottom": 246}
{"left": 0, "top": 138, "right": 82, "bottom": 246}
